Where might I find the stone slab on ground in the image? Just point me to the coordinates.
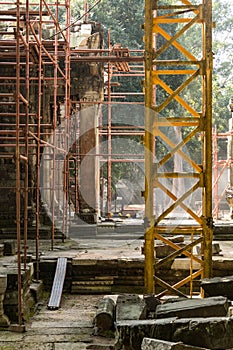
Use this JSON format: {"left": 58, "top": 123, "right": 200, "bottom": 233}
{"left": 87, "top": 345, "right": 115, "bottom": 349}
{"left": 144, "top": 294, "right": 161, "bottom": 318}
{"left": 171, "top": 317, "right": 233, "bottom": 349}
{"left": 3, "top": 240, "right": 16, "bottom": 256}
{"left": 155, "top": 243, "right": 186, "bottom": 259}
{"left": 156, "top": 296, "right": 229, "bottom": 319}
{"left": 54, "top": 342, "right": 89, "bottom": 350}
{"left": 201, "top": 275, "right": 233, "bottom": 299}
{"left": 0, "top": 342, "right": 54, "bottom": 350}
{"left": 116, "top": 294, "right": 146, "bottom": 321}
{"left": 141, "top": 338, "right": 208, "bottom": 350}
{"left": 115, "top": 316, "right": 233, "bottom": 350}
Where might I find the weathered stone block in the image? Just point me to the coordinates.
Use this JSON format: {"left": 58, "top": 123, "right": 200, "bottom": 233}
{"left": 201, "top": 275, "right": 233, "bottom": 299}
{"left": 171, "top": 259, "right": 201, "bottom": 271}
{"left": 171, "top": 317, "right": 233, "bottom": 349}
{"left": 196, "top": 243, "right": 221, "bottom": 256}
{"left": 0, "top": 244, "right": 4, "bottom": 257}
{"left": 0, "top": 274, "right": 7, "bottom": 294}
{"left": 30, "top": 280, "right": 44, "bottom": 303}
{"left": 94, "top": 296, "right": 115, "bottom": 335}
{"left": 141, "top": 338, "right": 208, "bottom": 350}
{"left": 0, "top": 274, "right": 9, "bottom": 327}
{"left": 156, "top": 296, "right": 229, "bottom": 319}
{"left": 155, "top": 244, "right": 186, "bottom": 259}
{"left": 3, "top": 240, "right": 16, "bottom": 256}
{"left": 115, "top": 317, "right": 233, "bottom": 350}
{"left": 116, "top": 294, "right": 146, "bottom": 321}
{"left": 143, "top": 294, "right": 161, "bottom": 315}
{"left": 115, "top": 319, "right": 159, "bottom": 350}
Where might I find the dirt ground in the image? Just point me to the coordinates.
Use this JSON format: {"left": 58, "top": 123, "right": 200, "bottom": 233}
{"left": 0, "top": 293, "right": 116, "bottom": 349}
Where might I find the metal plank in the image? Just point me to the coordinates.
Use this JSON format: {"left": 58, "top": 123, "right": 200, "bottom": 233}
{"left": 47, "top": 257, "right": 67, "bottom": 310}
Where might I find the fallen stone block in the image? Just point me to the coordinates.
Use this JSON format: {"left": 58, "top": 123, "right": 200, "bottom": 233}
{"left": 116, "top": 294, "right": 146, "bottom": 321}
{"left": 3, "top": 240, "right": 16, "bottom": 256}
{"left": 143, "top": 294, "right": 161, "bottom": 318}
{"left": 171, "top": 258, "right": 201, "bottom": 271}
{"left": 94, "top": 296, "right": 115, "bottom": 335}
{"left": 196, "top": 242, "right": 221, "bottom": 256}
{"left": 86, "top": 345, "right": 115, "bottom": 350}
{"left": 30, "top": 280, "right": 44, "bottom": 303}
{"left": 155, "top": 236, "right": 184, "bottom": 244}
{"left": 155, "top": 244, "right": 186, "bottom": 259}
{"left": 0, "top": 244, "right": 4, "bottom": 258}
{"left": 115, "top": 319, "right": 160, "bottom": 350}
{"left": 115, "top": 316, "right": 233, "bottom": 350}
{"left": 141, "top": 338, "right": 208, "bottom": 350}
{"left": 171, "top": 317, "right": 233, "bottom": 349}
{"left": 156, "top": 296, "right": 230, "bottom": 319}
{"left": 200, "top": 275, "right": 233, "bottom": 300}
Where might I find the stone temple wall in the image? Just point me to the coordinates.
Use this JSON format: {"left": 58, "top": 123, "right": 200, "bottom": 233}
{"left": 0, "top": 21, "right": 104, "bottom": 236}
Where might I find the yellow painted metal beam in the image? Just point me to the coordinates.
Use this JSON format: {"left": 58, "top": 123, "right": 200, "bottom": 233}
{"left": 144, "top": 0, "right": 213, "bottom": 296}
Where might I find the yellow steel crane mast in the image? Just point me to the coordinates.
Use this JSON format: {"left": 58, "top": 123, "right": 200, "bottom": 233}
{"left": 143, "top": 0, "right": 213, "bottom": 296}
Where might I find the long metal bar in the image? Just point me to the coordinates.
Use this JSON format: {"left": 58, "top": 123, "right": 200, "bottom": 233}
{"left": 15, "top": 0, "right": 23, "bottom": 327}
{"left": 23, "top": 0, "right": 30, "bottom": 270}
{"left": 47, "top": 257, "right": 67, "bottom": 310}
{"left": 107, "top": 30, "right": 112, "bottom": 218}
{"left": 64, "top": 0, "right": 71, "bottom": 238}
{"left": 144, "top": 0, "right": 155, "bottom": 294}
{"left": 35, "top": 0, "right": 43, "bottom": 281}
{"left": 202, "top": 0, "right": 213, "bottom": 278}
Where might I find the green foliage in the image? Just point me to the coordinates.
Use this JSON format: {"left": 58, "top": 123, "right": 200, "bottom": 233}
{"left": 212, "top": 0, "right": 233, "bottom": 131}
{"left": 69, "top": 0, "right": 233, "bottom": 202}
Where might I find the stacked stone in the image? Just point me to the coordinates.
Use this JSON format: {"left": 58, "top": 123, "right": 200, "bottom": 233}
{"left": 3, "top": 263, "right": 35, "bottom": 323}
{"left": 72, "top": 259, "right": 117, "bottom": 294}
{"left": 0, "top": 274, "right": 9, "bottom": 327}
{"left": 113, "top": 259, "right": 144, "bottom": 294}
{"left": 71, "top": 258, "right": 144, "bottom": 294}
{"left": 114, "top": 296, "right": 233, "bottom": 350}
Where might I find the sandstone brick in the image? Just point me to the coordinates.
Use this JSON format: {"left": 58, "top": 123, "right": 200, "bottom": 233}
{"left": 156, "top": 296, "right": 229, "bottom": 319}
{"left": 116, "top": 294, "right": 146, "bottom": 321}
{"left": 115, "top": 317, "right": 233, "bottom": 350}
{"left": 201, "top": 275, "right": 233, "bottom": 299}
{"left": 141, "top": 338, "right": 208, "bottom": 350}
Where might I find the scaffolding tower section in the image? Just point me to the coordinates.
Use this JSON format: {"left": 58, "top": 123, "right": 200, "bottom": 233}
{"left": 0, "top": 0, "right": 70, "bottom": 326}
{"left": 143, "top": 0, "right": 213, "bottom": 296}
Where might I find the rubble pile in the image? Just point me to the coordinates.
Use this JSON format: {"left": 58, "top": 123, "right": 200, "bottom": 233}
{"left": 93, "top": 277, "right": 233, "bottom": 350}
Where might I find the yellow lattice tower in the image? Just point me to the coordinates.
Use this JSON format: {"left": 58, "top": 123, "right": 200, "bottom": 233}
{"left": 143, "top": 0, "right": 213, "bottom": 297}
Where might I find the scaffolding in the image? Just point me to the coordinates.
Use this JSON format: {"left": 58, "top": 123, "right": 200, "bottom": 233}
{"left": 0, "top": 0, "right": 227, "bottom": 326}
{"left": 0, "top": 0, "right": 146, "bottom": 326}
{"left": 69, "top": 41, "right": 145, "bottom": 220}
{"left": 143, "top": 0, "right": 213, "bottom": 296}
{"left": 0, "top": 0, "right": 70, "bottom": 326}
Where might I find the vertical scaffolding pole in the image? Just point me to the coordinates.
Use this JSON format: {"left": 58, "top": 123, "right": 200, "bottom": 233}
{"left": 16, "top": 0, "right": 23, "bottom": 327}
{"left": 23, "top": 0, "right": 30, "bottom": 270}
{"left": 202, "top": 0, "right": 213, "bottom": 278}
{"left": 107, "top": 30, "right": 112, "bottom": 218}
{"left": 64, "top": 0, "right": 71, "bottom": 238}
{"left": 35, "top": 1, "right": 43, "bottom": 280}
{"left": 213, "top": 126, "right": 219, "bottom": 219}
{"left": 144, "top": 0, "right": 155, "bottom": 294}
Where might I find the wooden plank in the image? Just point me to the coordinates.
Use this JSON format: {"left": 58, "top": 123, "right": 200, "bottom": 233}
{"left": 47, "top": 257, "right": 67, "bottom": 310}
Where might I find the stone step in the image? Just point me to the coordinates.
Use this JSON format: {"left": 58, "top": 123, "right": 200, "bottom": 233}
{"left": 72, "top": 278, "right": 114, "bottom": 294}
